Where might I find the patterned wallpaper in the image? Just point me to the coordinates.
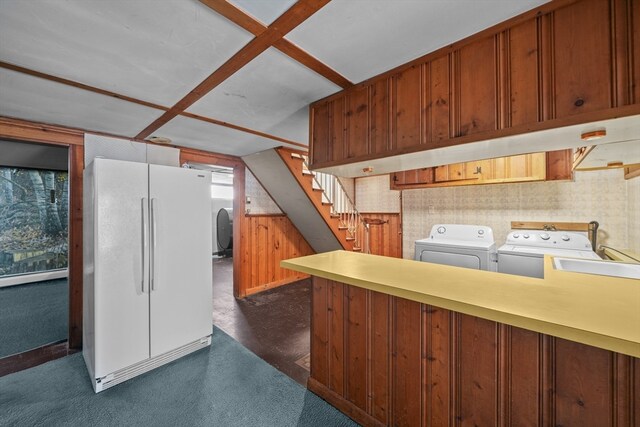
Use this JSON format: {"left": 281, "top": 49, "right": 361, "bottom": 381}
{"left": 355, "top": 175, "right": 401, "bottom": 213}
{"left": 355, "top": 169, "right": 639, "bottom": 259}
{"left": 245, "top": 168, "right": 282, "bottom": 215}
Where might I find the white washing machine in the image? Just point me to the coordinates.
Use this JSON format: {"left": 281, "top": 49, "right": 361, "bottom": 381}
{"left": 498, "top": 230, "right": 601, "bottom": 278}
{"left": 414, "top": 224, "right": 498, "bottom": 271}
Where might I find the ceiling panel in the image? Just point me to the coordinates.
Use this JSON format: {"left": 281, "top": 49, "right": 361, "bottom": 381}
{"left": 0, "top": 0, "right": 253, "bottom": 106}
{"left": 153, "top": 116, "right": 285, "bottom": 157}
{"left": 229, "top": 0, "right": 298, "bottom": 25}
{"left": 0, "top": 68, "right": 164, "bottom": 137}
{"left": 287, "top": 0, "right": 550, "bottom": 82}
{"left": 187, "top": 47, "right": 339, "bottom": 145}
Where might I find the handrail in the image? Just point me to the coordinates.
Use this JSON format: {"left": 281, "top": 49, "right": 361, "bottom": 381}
{"left": 297, "top": 154, "right": 369, "bottom": 253}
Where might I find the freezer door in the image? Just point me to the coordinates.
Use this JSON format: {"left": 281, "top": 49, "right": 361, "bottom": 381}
{"left": 92, "top": 159, "right": 150, "bottom": 377}
{"left": 149, "top": 165, "right": 213, "bottom": 357}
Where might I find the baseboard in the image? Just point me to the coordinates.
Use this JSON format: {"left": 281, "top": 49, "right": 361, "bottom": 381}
{"left": 0, "top": 340, "right": 70, "bottom": 377}
{"left": 307, "top": 377, "right": 386, "bottom": 427}
{"left": 244, "top": 274, "right": 310, "bottom": 296}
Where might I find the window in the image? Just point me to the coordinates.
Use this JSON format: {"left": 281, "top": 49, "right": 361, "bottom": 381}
{"left": 0, "top": 167, "right": 68, "bottom": 277}
{"left": 210, "top": 170, "right": 233, "bottom": 200}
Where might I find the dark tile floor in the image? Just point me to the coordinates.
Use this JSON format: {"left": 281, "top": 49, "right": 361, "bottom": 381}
{"left": 212, "top": 257, "right": 311, "bottom": 385}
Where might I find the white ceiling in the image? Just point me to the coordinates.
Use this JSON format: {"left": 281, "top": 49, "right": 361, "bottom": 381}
{"left": 0, "top": 0, "right": 551, "bottom": 157}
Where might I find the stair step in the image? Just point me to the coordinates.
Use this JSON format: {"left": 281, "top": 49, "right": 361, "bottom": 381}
{"left": 312, "top": 188, "right": 324, "bottom": 192}
{"left": 330, "top": 214, "right": 341, "bottom": 218}
{"left": 352, "top": 247, "right": 362, "bottom": 252}
{"left": 302, "top": 170, "right": 315, "bottom": 176}
{"left": 322, "top": 202, "right": 333, "bottom": 206}
{"left": 290, "top": 153, "right": 304, "bottom": 159}
{"left": 345, "top": 237, "right": 355, "bottom": 241}
{"left": 338, "top": 226, "right": 348, "bottom": 230}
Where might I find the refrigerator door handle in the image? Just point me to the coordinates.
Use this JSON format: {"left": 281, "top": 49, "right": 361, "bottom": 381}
{"left": 150, "top": 198, "right": 157, "bottom": 291}
{"left": 141, "top": 198, "right": 148, "bottom": 293}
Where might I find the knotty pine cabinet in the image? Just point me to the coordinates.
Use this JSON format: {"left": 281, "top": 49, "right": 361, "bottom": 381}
{"left": 390, "top": 151, "right": 569, "bottom": 190}
{"left": 309, "top": 0, "right": 640, "bottom": 170}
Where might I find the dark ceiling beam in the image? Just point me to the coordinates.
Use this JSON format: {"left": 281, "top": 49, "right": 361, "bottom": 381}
{"left": 135, "top": 0, "right": 332, "bottom": 140}
{"left": 0, "top": 60, "right": 306, "bottom": 149}
{"left": 200, "top": 0, "right": 353, "bottom": 89}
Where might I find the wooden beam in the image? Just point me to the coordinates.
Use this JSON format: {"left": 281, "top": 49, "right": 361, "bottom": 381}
{"left": 200, "top": 0, "right": 353, "bottom": 89}
{"left": 0, "top": 62, "right": 308, "bottom": 150}
{"left": 0, "top": 116, "right": 83, "bottom": 145}
{"left": 136, "top": 0, "right": 332, "bottom": 139}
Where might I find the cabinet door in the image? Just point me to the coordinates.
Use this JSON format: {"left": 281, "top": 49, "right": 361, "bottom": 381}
{"left": 506, "top": 153, "right": 546, "bottom": 180}
{"left": 370, "top": 79, "right": 390, "bottom": 155}
{"left": 553, "top": 0, "right": 612, "bottom": 118}
{"left": 506, "top": 19, "right": 540, "bottom": 127}
{"left": 435, "top": 163, "right": 467, "bottom": 182}
{"left": 346, "top": 86, "right": 369, "bottom": 159}
{"left": 392, "top": 65, "right": 422, "bottom": 150}
{"left": 465, "top": 159, "right": 492, "bottom": 181}
{"left": 427, "top": 55, "right": 451, "bottom": 142}
{"left": 546, "top": 149, "right": 573, "bottom": 181}
{"left": 92, "top": 159, "right": 150, "bottom": 377}
{"left": 311, "top": 103, "right": 330, "bottom": 165}
{"left": 456, "top": 36, "right": 497, "bottom": 136}
{"left": 330, "top": 97, "right": 346, "bottom": 162}
{"left": 149, "top": 165, "right": 213, "bottom": 357}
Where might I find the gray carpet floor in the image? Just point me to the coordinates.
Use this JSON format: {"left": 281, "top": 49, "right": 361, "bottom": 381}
{"left": 0, "top": 278, "right": 68, "bottom": 358}
{"left": 0, "top": 326, "right": 358, "bottom": 427}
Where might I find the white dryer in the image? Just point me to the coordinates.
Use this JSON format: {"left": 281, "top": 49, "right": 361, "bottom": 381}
{"left": 414, "top": 224, "right": 498, "bottom": 271}
{"left": 498, "top": 230, "right": 601, "bottom": 278}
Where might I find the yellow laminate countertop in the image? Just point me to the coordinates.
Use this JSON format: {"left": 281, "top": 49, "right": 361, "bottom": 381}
{"left": 281, "top": 251, "right": 640, "bottom": 358}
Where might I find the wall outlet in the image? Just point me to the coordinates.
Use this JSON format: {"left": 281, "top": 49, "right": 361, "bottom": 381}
{"left": 246, "top": 196, "right": 251, "bottom": 204}
{"left": 428, "top": 205, "right": 435, "bottom": 214}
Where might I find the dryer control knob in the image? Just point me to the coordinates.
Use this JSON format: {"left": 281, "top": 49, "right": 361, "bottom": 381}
{"left": 513, "top": 233, "right": 520, "bottom": 238}
{"left": 523, "top": 234, "right": 530, "bottom": 239}
{"left": 540, "top": 233, "right": 550, "bottom": 240}
{"left": 437, "top": 226, "right": 446, "bottom": 234}
{"left": 478, "top": 229, "right": 485, "bottom": 235}
{"left": 561, "top": 235, "right": 570, "bottom": 241}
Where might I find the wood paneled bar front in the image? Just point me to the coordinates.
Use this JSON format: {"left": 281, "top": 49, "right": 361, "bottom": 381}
{"left": 309, "top": 0, "right": 640, "bottom": 171}
{"left": 282, "top": 251, "right": 639, "bottom": 427}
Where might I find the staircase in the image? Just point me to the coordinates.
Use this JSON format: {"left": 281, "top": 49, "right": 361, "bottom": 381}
{"left": 242, "top": 148, "right": 367, "bottom": 254}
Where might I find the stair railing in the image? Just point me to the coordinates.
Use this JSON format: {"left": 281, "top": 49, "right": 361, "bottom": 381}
{"left": 298, "top": 154, "right": 369, "bottom": 253}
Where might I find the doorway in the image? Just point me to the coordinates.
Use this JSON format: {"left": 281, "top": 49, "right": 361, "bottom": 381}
{"left": 0, "top": 140, "right": 69, "bottom": 359}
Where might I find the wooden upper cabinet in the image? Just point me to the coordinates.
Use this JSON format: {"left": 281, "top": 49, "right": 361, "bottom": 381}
{"left": 504, "top": 19, "right": 540, "bottom": 127}
{"left": 392, "top": 65, "right": 422, "bottom": 150}
{"left": 329, "top": 97, "right": 346, "bottom": 162}
{"left": 455, "top": 36, "right": 497, "bottom": 137}
{"left": 552, "top": 0, "right": 612, "bottom": 118}
{"left": 425, "top": 55, "right": 451, "bottom": 143}
{"left": 633, "top": 0, "right": 640, "bottom": 104}
{"left": 311, "top": 103, "right": 330, "bottom": 164}
{"left": 370, "top": 79, "right": 390, "bottom": 155}
{"left": 346, "top": 86, "right": 369, "bottom": 159}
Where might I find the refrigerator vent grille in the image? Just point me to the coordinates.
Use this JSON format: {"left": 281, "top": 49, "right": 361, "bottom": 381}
{"left": 94, "top": 335, "right": 211, "bottom": 392}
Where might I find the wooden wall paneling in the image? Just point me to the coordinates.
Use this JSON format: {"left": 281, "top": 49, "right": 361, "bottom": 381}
{"left": 456, "top": 36, "right": 498, "bottom": 137}
{"left": 425, "top": 306, "right": 452, "bottom": 427}
{"left": 611, "top": 0, "right": 631, "bottom": 106}
{"left": 330, "top": 97, "right": 346, "bottom": 162}
{"left": 427, "top": 54, "right": 451, "bottom": 143}
{"left": 311, "top": 277, "right": 329, "bottom": 385}
{"left": 346, "top": 285, "right": 368, "bottom": 409}
{"left": 346, "top": 86, "right": 370, "bottom": 159}
{"left": 553, "top": 338, "right": 614, "bottom": 427}
{"left": 392, "top": 65, "right": 423, "bottom": 150}
{"left": 509, "top": 327, "right": 543, "bottom": 426}
{"left": 235, "top": 164, "right": 248, "bottom": 297}
{"left": 457, "top": 314, "right": 498, "bottom": 426}
{"left": 311, "top": 103, "right": 330, "bottom": 164}
{"left": 614, "top": 353, "right": 633, "bottom": 426}
{"left": 632, "top": 0, "right": 640, "bottom": 104}
{"left": 392, "top": 297, "right": 423, "bottom": 426}
{"left": 67, "top": 144, "right": 84, "bottom": 349}
{"left": 329, "top": 280, "right": 345, "bottom": 395}
{"left": 553, "top": 0, "right": 613, "bottom": 118}
{"left": 369, "top": 291, "right": 391, "bottom": 424}
{"left": 507, "top": 19, "right": 541, "bottom": 127}
{"left": 361, "top": 213, "right": 402, "bottom": 258}
{"left": 370, "top": 79, "right": 390, "bottom": 155}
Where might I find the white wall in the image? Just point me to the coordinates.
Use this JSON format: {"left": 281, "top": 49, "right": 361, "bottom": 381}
{"left": 245, "top": 168, "right": 281, "bottom": 214}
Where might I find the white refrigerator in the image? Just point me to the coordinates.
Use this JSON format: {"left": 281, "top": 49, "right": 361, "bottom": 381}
{"left": 83, "top": 158, "right": 212, "bottom": 392}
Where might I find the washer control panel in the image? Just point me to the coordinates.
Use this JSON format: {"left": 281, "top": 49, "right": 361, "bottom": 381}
{"left": 504, "top": 230, "right": 592, "bottom": 250}
{"left": 427, "top": 224, "right": 495, "bottom": 243}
